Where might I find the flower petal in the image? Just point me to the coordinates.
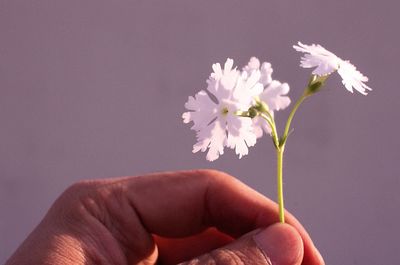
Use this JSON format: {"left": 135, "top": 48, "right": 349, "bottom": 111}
{"left": 208, "top": 58, "right": 239, "bottom": 101}
{"left": 260, "top": 81, "right": 291, "bottom": 111}
{"left": 182, "top": 90, "right": 217, "bottom": 130}
{"left": 226, "top": 116, "right": 256, "bottom": 158}
{"left": 337, "top": 60, "right": 372, "bottom": 95}
{"left": 259, "top": 62, "right": 273, "bottom": 86}
{"left": 293, "top": 41, "right": 340, "bottom": 76}
{"left": 233, "top": 70, "right": 263, "bottom": 106}
{"left": 192, "top": 119, "right": 226, "bottom": 161}
{"left": 242, "top": 57, "right": 261, "bottom": 73}
{"left": 243, "top": 57, "right": 273, "bottom": 86}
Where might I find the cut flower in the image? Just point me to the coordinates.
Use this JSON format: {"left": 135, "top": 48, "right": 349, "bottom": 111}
{"left": 293, "top": 41, "right": 371, "bottom": 95}
{"left": 182, "top": 43, "right": 372, "bottom": 224}
{"left": 182, "top": 58, "right": 263, "bottom": 161}
{"left": 183, "top": 57, "right": 293, "bottom": 160}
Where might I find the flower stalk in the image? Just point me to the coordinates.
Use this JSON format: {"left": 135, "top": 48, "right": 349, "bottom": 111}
{"left": 276, "top": 146, "right": 285, "bottom": 223}
{"left": 273, "top": 93, "right": 308, "bottom": 223}
{"left": 261, "top": 76, "right": 327, "bottom": 223}
{"left": 183, "top": 46, "right": 371, "bottom": 224}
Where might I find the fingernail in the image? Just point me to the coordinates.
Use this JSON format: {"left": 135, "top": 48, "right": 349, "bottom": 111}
{"left": 253, "top": 224, "right": 303, "bottom": 265}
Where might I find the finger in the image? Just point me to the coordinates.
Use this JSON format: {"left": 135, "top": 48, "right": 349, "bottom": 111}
{"left": 103, "top": 169, "right": 323, "bottom": 264}
{"left": 154, "top": 227, "right": 233, "bottom": 264}
{"left": 179, "top": 223, "right": 303, "bottom": 265}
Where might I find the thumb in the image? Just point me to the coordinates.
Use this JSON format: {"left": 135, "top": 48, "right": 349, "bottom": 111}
{"left": 253, "top": 223, "right": 304, "bottom": 265}
{"left": 179, "top": 223, "right": 303, "bottom": 265}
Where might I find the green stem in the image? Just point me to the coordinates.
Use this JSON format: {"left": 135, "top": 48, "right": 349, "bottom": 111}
{"left": 276, "top": 92, "right": 310, "bottom": 223}
{"left": 258, "top": 86, "right": 313, "bottom": 224}
{"left": 277, "top": 90, "right": 310, "bottom": 223}
{"left": 260, "top": 113, "right": 279, "bottom": 148}
{"left": 282, "top": 93, "right": 308, "bottom": 143}
{"left": 277, "top": 146, "right": 285, "bottom": 223}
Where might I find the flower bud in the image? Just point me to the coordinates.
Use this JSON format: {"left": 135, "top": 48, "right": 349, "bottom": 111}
{"left": 248, "top": 107, "right": 258, "bottom": 119}
{"left": 305, "top": 75, "right": 329, "bottom": 95}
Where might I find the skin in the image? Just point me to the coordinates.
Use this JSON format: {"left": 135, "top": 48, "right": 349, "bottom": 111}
{"left": 6, "top": 169, "right": 324, "bottom": 265}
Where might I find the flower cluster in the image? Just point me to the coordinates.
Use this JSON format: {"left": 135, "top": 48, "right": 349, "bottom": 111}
{"left": 182, "top": 57, "right": 290, "bottom": 161}
{"left": 183, "top": 42, "right": 371, "bottom": 161}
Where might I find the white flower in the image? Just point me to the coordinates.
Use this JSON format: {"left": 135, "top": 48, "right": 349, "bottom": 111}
{"left": 182, "top": 58, "right": 263, "bottom": 161}
{"left": 242, "top": 57, "right": 291, "bottom": 138}
{"left": 293, "top": 42, "right": 372, "bottom": 95}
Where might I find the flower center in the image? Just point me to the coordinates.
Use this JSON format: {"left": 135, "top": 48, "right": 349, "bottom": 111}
{"left": 221, "top": 107, "right": 229, "bottom": 116}
{"left": 219, "top": 99, "right": 239, "bottom": 118}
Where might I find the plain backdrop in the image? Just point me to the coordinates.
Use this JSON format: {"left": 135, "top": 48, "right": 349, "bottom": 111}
{"left": 1, "top": 1, "right": 399, "bottom": 264}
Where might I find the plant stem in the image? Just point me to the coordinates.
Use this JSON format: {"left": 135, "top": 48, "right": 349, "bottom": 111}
{"left": 277, "top": 91, "right": 310, "bottom": 223}
{"left": 276, "top": 146, "right": 285, "bottom": 223}
{"left": 260, "top": 113, "right": 279, "bottom": 148}
{"left": 282, "top": 93, "right": 308, "bottom": 142}
{"left": 259, "top": 87, "right": 312, "bottom": 224}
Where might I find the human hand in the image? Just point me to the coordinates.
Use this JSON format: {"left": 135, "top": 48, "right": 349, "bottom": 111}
{"left": 6, "top": 170, "right": 324, "bottom": 265}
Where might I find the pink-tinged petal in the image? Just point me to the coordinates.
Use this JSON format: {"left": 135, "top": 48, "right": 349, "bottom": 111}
{"left": 233, "top": 71, "right": 263, "bottom": 105}
{"left": 255, "top": 111, "right": 275, "bottom": 137}
{"left": 208, "top": 59, "right": 239, "bottom": 101}
{"left": 226, "top": 116, "right": 257, "bottom": 158}
{"left": 252, "top": 118, "right": 265, "bottom": 138}
{"left": 301, "top": 54, "right": 339, "bottom": 75}
{"left": 233, "top": 139, "right": 249, "bottom": 159}
{"left": 294, "top": 41, "right": 340, "bottom": 76}
{"left": 293, "top": 42, "right": 337, "bottom": 58}
{"left": 260, "top": 81, "right": 291, "bottom": 111}
{"left": 184, "top": 90, "right": 215, "bottom": 111}
{"left": 337, "top": 60, "right": 372, "bottom": 95}
{"left": 252, "top": 113, "right": 273, "bottom": 139}
{"left": 211, "top": 63, "right": 222, "bottom": 78}
{"left": 250, "top": 82, "right": 264, "bottom": 98}
{"left": 259, "top": 62, "right": 273, "bottom": 86}
{"left": 245, "top": 69, "right": 261, "bottom": 89}
{"left": 192, "top": 119, "right": 226, "bottom": 161}
{"left": 224, "top": 58, "right": 234, "bottom": 73}
{"left": 243, "top": 57, "right": 273, "bottom": 87}
{"left": 242, "top": 57, "right": 261, "bottom": 73}
{"left": 183, "top": 90, "right": 217, "bottom": 130}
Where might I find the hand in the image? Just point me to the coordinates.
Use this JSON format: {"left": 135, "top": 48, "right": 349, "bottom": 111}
{"left": 6, "top": 170, "right": 324, "bottom": 265}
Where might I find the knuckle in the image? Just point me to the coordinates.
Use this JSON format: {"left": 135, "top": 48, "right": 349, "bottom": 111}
{"left": 51, "top": 180, "right": 108, "bottom": 220}
{"left": 60, "top": 181, "right": 91, "bottom": 202}
{"left": 194, "top": 169, "right": 232, "bottom": 180}
{"left": 191, "top": 169, "right": 237, "bottom": 188}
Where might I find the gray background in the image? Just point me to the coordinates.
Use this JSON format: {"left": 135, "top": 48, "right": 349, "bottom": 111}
{"left": 0, "top": 1, "right": 398, "bottom": 264}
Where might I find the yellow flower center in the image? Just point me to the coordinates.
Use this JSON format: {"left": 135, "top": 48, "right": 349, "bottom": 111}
{"left": 221, "top": 107, "right": 229, "bottom": 116}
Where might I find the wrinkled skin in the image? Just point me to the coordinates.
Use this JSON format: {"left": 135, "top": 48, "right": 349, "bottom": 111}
{"left": 6, "top": 170, "right": 324, "bottom": 265}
